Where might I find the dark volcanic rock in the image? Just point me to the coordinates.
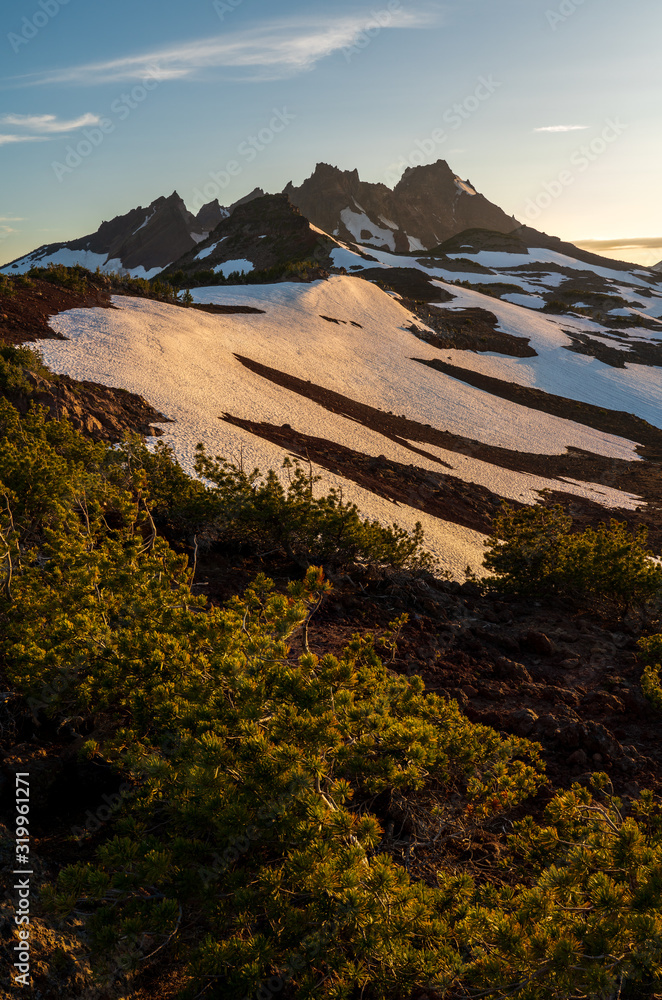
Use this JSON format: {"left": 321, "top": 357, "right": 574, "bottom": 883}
{"left": 2, "top": 189, "right": 262, "bottom": 276}
{"left": 162, "top": 193, "right": 337, "bottom": 282}
{"left": 9, "top": 368, "right": 168, "bottom": 442}
{"left": 522, "top": 630, "right": 556, "bottom": 656}
{"left": 284, "top": 160, "right": 518, "bottom": 251}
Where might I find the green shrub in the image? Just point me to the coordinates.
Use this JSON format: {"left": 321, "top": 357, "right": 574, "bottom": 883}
{"left": 0, "top": 399, "right": 544, "bottom": 997}
{"left": 3, "top": 400, "right": 662, "bottom": 998}
{"left": 193, "top": 446, "right": 434, "bottom": 573}
{"left": 0, "top": 345, "right": 52, "bottom": 392}
{"left": 26, "top": 262, "right": 106, "bottom": 294}
{"left": 484, "top": 504, "right": 662, "bottom": 607}
{"left": 463, "top": 775, "right": 662, "bottom": 999}
{"left": 102, "top": 436, "right": 434, "bottom": 575}
{"left": 638, "top": 634, "right": 662, "bottom": 710}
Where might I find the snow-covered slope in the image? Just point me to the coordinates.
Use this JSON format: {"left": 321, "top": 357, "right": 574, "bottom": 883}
{"left": 38, "top": 275, "right": 656, "bottom": 578}
{"left": 328, "top": 230, "right": 662, "bottom": 369}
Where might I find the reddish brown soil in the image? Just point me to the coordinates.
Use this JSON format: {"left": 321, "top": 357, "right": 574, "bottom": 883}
{"left": 352, "top": 267, "right": 457, "bottom": 302}
{"left": 407, "top": 302, "right": 537, "bottom": 357}
{"left": 189, "top": 302, "right": 266, "bottom": 316}
{"left": 564, "top": 329, "right": 662, "bottom": 368}
{"left": 0, "top": 276, "right": 112, "bottom": 344}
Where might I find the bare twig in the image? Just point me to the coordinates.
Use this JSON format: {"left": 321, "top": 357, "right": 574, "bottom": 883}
{"left": 139, "top": 903, "right": 182, "bottom": 962}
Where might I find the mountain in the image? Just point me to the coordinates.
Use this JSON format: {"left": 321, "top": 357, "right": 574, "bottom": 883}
{"left": 324, "top": 220, "right": 662, "bottom": 344}
{"left": 2, "top": 161, "right": 518, "bottom": 277}
{"left": 161, "top": 193, "right": 341, "bottom": 282}
{"left": 284, "top": 160, "right": 518, "bottom": 253}
{"left": 1, "top": 190, "right": 262, "bottom": 278}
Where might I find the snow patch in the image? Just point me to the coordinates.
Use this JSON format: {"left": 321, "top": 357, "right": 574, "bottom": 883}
{"left": 340, "top": 208, "right": 396, "bottom": 252}
{"left": 454, "top": 178, "right": 477, "bottom": 196}
{"left": 195, "top": 239, "right": 226, "bottom": 261}
{"left": 40, "top": 278, "right": 646, "bottom": 576}
{"left": 212, "top": 258, "right": 254, "bottom": 276}
{"left": 133, "top": 208, "right": 156, "bottom": 235}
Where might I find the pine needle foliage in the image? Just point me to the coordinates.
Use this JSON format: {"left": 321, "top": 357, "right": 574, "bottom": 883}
{"left": 462, "top": 775, "right": 662, "bottom": 999}
{"left": 2, "top": 399, "right": 662, "bottom": 998}
{"left": 484, "top": 503, "right": 662, "bottom": 607}
{"left": 638, "top": 634, "right": 662, "bottom": 711}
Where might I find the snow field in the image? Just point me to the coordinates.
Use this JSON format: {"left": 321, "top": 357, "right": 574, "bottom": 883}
{"left": 41, "top": 277, "right": 647, "bottom": 575}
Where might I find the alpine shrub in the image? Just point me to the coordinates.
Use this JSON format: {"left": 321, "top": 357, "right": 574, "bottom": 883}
{"left": 484, "top": 503, "right": 662, "bottom": 606}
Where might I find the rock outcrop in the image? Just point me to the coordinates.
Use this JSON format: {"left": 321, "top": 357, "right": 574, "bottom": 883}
{"left": 284, "top": 160, "right": 518, "bottom": 251}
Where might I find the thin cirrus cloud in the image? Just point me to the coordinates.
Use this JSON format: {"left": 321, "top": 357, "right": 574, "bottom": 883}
{"left": 534, "top": 125, "right": 590, "bottom": 133}
{"left": 0, "top": 112, "right": 101, "bottom": 132}
{"left": 7, "top": 9, "right": 443, "bottom": 87}
{"left": 0, "top": 112, "right": 101, "bottom": 146}
{"left": 0, "top": 134, "right": 52, "bottom": 146}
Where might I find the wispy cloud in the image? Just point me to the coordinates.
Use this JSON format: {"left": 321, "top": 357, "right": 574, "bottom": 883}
{"left": 576, "top": 237, "right": 662, "bottom": 251}
{"left": 0, "top": 220, "right": 21, "bottom": 238}
{"left": 0, "top": 112, "right": 101, "bottom": 132}
{"left": 0, "top": 112, "right": 101, "bottom": 146}
{"left": 534, "top": 124, "right": 590, "bottom": 133}
{"left": 0, "top": 133, "right": 51, "bottom": 145}
{"left": 7, "top": 9, "right": 443, "bottom": 87}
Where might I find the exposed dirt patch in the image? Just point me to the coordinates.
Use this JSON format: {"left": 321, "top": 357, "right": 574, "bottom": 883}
{"left": 320, "top": 315, "right": 363, "bottom": 328}
{"left": 6, "top": 369, "right": 169, "bottom": 440}
{"left": 304, "top": 582, "right": 662, "bottom": 802}
{"left": 189, "top": 302, "right": 266, "bottom": 316}
{"left": 406, "top": 302, "right": 537, "bottom": 357}
{"left": 563, "top": 330, "right": 662, "bottom": 368}
{"left": 0, "top": 276, "right": 112, "bottom": 344}
{"left": 356, "top": 267, "right": 456, "bottom": 302}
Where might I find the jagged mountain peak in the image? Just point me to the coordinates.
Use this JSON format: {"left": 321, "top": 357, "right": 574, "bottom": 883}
{"left": 1, "top": 190, "right": 252, "bottom": 278}
{"left": 3, "top": 160, "right": 517, "bottom": 276}
{"left": 162, "top": 192, "right": 338, "bottom": 282}
{"left": 285, "top": 161, "right": 517, "bottom": 253}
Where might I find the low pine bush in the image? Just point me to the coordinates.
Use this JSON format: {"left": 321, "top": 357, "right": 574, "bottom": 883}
{"left": 484, "top": 503, "right": 662, "bottom": 607}
{"left": 638, "top": 634, "right": 662, "bottom": 711}
{"left": 2, "top": 401, "right": 662, "bottom": 997}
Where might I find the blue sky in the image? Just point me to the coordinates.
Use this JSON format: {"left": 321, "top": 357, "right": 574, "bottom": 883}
{"left": 1, "top": 0, "right": 661, "bottom": 265}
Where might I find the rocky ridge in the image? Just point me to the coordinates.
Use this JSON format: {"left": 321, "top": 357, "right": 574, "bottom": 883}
{"left": 160, "top": 193, "right": 338, "bottom": 282}
{"left": 284, "top": 160, "right": 518, "bottom": 252}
